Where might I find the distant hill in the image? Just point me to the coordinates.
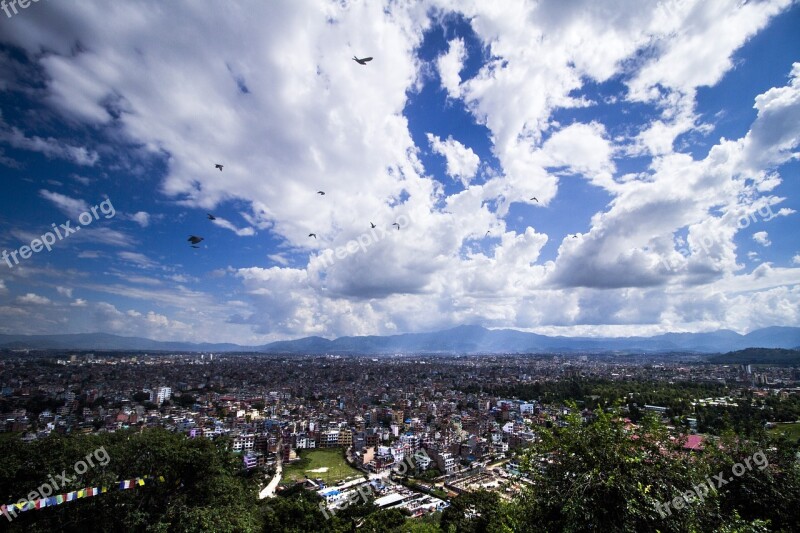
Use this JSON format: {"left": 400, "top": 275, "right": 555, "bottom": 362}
{"left": 2, "top": 325, "right": 800, "bottom": 354}
{"left": 0, "top": 332, "right": 241, "bottom": 352}
{"left": 708, "top": 347, "right": 800, "bottom": 365}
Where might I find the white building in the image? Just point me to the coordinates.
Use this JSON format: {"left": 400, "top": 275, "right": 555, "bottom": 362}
{"left": 151, "top": 387, "right": 172, "bottom": 405}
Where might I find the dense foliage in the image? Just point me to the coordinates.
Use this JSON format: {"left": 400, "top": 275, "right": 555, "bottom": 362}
{"left": 2, "top": 408, "right": 798, "bottom": 532}
{"left": 0, "top": 430, "right": 261, "bottom": 532}
{"left": 708, "top": 348, "right": 800, "bottom": 365}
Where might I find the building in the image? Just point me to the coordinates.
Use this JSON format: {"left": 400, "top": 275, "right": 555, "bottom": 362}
{"left": 151, "top": 387, "right": 172, "bottom": 405}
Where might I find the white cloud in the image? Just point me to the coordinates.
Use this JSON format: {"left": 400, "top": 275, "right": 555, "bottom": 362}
{"left": 268, "top": 253, "right": 290, "bottom": 266}
{"left": 16, "top": 293, "right": 51, "bottom": 305}
{"left": 752, "top": 231, "right": 771, "bottom": 247}
{"left": 130, "top": 211, "right": 150, "bottom": 227}
{"left": 792, "top": 254, "right": 800, "bottom": 266}
{"left": 210, "top": 217, "right": 256, "bottom": 237}
{"left": 426, "top": 133, "right": 480, "bottom": 186}
{"left": 39, "top": 189, "right": 90, "bottom": 219}
{"left": 56, "top": 286, "right": 73, "bottom": 298}
{"left": 117, "top": 251, "right": 158, "bottom": 269}
{"left": 740, "top": 62, "right": 800, "bottom": 172}
{"left": 437, "top": 37, "right": 466, "bottom": 97}
{"left": 0, "top": 126, "right": 99, "bottom": 166}
{"left": 535, "top": 122, "right": 615, "bottom": 190}
{"left": 92, "top": 302, "right": 193, "bottom": 339}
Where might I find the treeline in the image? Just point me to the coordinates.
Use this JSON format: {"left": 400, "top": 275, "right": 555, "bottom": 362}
{"left": 697, "top": 393, "right": 800, "bottom": 437}
{"left": 708, "top": 348, "right": 800, "bottom": 365}
{"left": 461, "top": 378, "right": 727, "bottom": 413}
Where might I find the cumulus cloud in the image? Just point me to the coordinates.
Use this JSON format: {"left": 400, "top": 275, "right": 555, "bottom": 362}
{"left": 426, "top": 133, "right": 480, "bottom": 185}
{"left": 752, "top": 231, "right": 771, "bottom": 247}
{"left": 437, "top": 37, "right": 467, "bottom": 97}
{"left": 0, "top": 0, "right": 796, "bottom": 340}
{"left": 740, "top": 62, "right": 800, "bottom": 171}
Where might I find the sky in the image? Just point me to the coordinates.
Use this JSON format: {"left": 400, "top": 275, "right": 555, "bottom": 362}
{"left": 0, "top": 0, "right": 798, "bottom": 344}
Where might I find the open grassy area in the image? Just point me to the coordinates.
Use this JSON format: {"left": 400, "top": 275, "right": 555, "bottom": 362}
{"left": 281, "top": 448, "right": 363, "bottom": 486}
{"left": 769, "top": 421, "right": 800, "bottom": 441}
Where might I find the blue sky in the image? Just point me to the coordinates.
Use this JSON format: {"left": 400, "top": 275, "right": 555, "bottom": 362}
{"left": 0, "top": 0, "right": 798, "bottom": 343}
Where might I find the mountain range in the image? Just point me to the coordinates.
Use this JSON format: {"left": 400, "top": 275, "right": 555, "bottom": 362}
{"left": 1, "top": 325, "right": 799, "bottom": 354}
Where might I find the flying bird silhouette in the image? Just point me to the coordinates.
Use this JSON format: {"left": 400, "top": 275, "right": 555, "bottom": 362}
{"left": 207, "top": 214, "right": 216, "bottom": 220}
{"left": 370, "top": 222, "right": 376, "bottom": 229}
{"left": 353, "top": 56, "right": 373, "bottom": 65}
{"left": 188, "top": 235, "right": 204, "bottom": 245}
{"left": 215, "top": 164, "right": 223, "bottom": 171}
{"left": 317, "top": 191, "right": 325, "bottom": 195}
{"left": 530, "top": 197, "right": 538, "bottom": 202}
{"left": 308, "top": 233, "right": 317, "bottom": 239}
{"left": 392, "top": 222, "right": 400, "bottom": 230}
{"left": 485, "top": 230, "right": 491, "bottom": 236}
{"left": 571, "top": 234, "right": 578, "bottom": 239}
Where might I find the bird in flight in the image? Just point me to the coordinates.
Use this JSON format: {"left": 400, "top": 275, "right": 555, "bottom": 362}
{"left": 308, "top": 233, "right": 317, "bottom": 239}
{"left": 188, "top": 235, "right": 204, "bottom": 245}
{"left": 215, "top": 164, "right": 223, "bottom": 171}
{"left": 353, "top": 56, "right": 373, "bottom": 65}
{"left": 530, "top": 197, "right": 538, "bottom": 202}
{"left": 317, "top": 191, "right": 325, "bottom": 196}
{"left": 392, "top": 222, "right": 400, "bottom": 230}
{"left": 370, "top": 222, "right": 376, "bottom": 229}
{"left": 207, "top": 214, "right": 216, "bottom": 220}
{"left": 485, "top": 230, "right": 491, "bottom": 236}
{"left": 571, "top": 234, "right": 578, "bottom": 239}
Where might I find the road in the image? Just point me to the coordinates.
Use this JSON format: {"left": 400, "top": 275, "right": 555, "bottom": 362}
{"left": 259, "top": 437, "right": 283, "bottom": 499}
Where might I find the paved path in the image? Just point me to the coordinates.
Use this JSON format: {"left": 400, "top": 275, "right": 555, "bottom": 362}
{"left": 259, "top": 438, "right": 283, "bottom": 499}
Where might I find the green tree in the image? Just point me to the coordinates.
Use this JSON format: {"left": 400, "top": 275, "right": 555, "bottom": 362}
{"left": 512, "top": 408, "right": 719, "bottom": 532}
{"left": 440, "top": 490, "right": 511, "bottom": 532}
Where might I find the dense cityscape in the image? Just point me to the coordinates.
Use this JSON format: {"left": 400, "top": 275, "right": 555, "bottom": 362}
{"left": 2, "top": 349, "right": 800, "bottom": 530}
